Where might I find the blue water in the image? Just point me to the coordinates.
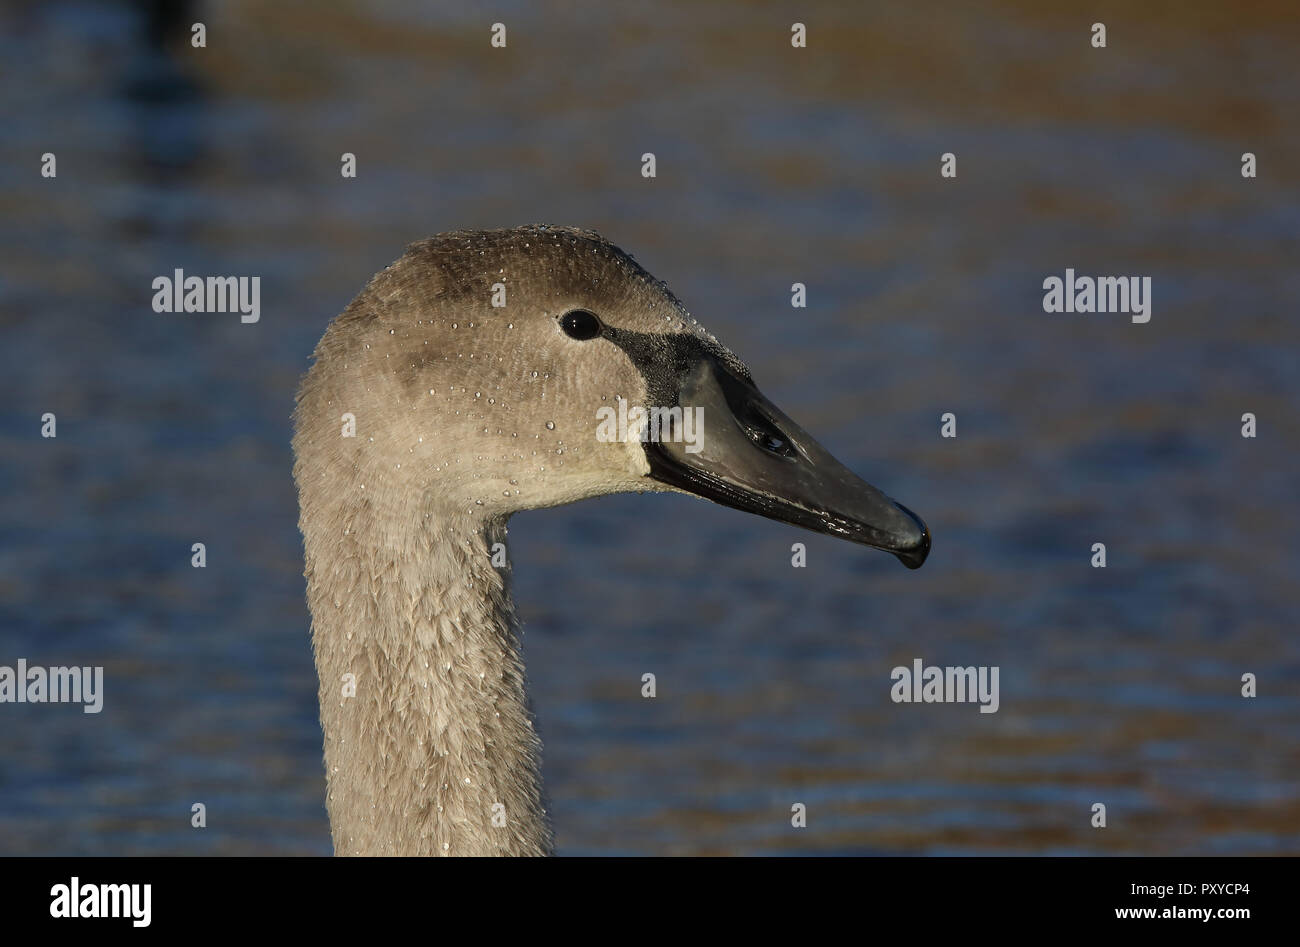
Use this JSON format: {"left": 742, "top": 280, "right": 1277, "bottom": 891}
{"left": 1, "top": 0, "right": 1297, "bottom": 855}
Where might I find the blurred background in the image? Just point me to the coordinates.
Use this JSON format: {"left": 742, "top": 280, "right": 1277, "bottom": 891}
{"left": 1, "top": 0, "right": 1297, "bottom": 855}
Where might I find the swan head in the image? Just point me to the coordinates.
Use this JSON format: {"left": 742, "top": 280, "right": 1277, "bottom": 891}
{"left": 294, "top": 226, "right": 929, "bottom": 569}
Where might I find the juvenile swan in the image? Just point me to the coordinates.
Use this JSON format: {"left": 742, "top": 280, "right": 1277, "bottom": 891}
{"left": 293, "top": 226, "right": 929, "bottom": 856}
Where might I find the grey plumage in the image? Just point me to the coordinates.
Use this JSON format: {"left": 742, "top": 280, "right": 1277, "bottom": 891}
{"left": 292, "top": 225, "right": 929, "bottom": 856}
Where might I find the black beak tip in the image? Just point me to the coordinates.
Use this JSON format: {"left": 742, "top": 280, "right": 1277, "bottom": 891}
{"left": 892, "top": 503, "right": 931, "bottom": 570}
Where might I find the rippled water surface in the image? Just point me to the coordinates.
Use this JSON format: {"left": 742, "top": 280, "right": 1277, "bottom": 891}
{"left": 2, "top": 0, "right": 1298, "bottom": 855}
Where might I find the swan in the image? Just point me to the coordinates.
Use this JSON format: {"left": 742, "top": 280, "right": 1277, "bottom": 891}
{"left": 292, "top": 226, "right": 930, "bottom": 855}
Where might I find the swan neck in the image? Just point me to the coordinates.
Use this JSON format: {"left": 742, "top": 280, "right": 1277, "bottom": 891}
{"left": 305, "top": 510, "right": 551, "bottom": 856}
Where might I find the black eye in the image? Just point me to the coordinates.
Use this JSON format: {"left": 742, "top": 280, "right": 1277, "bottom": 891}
{"left": 560, "top": 309, "right": 602, "bottom": 340}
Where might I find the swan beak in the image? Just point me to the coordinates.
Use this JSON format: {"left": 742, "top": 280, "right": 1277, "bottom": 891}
{"left": 644, "top": 356, "right": 931, "bottom": 569}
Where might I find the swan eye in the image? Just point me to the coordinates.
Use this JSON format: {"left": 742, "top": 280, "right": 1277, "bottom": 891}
{"left": 559, "top": 309, "right": 602, "bottom": 340}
